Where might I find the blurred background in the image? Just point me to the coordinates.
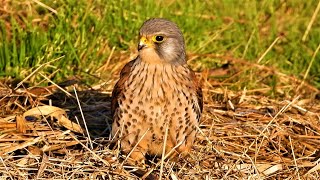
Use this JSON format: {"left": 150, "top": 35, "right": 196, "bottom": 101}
{"left": 0, "top": 0, "right": 319, "bottom": 93}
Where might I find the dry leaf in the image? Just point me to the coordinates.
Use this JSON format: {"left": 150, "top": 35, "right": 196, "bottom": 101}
{"left": 23, "top": 105, "right": 83, "bottom": 133}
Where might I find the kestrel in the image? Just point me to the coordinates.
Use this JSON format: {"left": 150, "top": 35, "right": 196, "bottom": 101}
{"left": 111, "top": 18, "right": 203, "bottom": 163}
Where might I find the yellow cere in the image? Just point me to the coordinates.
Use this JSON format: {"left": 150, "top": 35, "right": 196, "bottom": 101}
{"left": 140, "top": 36, "right": 148, "bottom": 44}
{"left": 139, "top": 36, "right": 154, "bottom": 48}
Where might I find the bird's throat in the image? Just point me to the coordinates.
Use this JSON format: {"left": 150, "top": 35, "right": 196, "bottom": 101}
{"left": 139, "top": 48, "right": 164, "bottom": 64}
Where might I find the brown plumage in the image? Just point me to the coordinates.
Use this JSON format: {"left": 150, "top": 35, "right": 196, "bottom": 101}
{"left": 111, "top": 18, "right": 202, "bottom": 163}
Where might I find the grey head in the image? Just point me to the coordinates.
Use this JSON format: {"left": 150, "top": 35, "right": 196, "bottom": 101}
{"left": 138, "top": 18, "right": 186, "bottom": 64}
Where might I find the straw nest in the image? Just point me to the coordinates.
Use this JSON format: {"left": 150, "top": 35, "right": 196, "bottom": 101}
{"left": 0, "top": 56, "right": 319, "bottom": 179}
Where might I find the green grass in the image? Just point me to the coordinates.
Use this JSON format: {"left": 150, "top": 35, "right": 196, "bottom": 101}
{"left": 0, "top": 0, "right": 319, "bottom": 89}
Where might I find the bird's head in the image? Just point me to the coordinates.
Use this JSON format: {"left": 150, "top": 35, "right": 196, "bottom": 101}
{"left": 138, "top": 18, "right": 186, "bottom": 65}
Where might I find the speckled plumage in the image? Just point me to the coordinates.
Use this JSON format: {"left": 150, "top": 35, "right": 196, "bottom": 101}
{"left": 111, "top": 18, "right": 202, "bottom": 162}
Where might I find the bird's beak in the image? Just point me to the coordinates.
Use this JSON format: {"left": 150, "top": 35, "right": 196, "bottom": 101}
{"left": 138, "top": 36, "right": 151, "bottom": 51}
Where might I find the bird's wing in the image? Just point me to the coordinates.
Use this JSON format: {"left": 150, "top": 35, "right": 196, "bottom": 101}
{"left": 190, "top": 69, "right": 203, "bottom": 120}
{"left": 197, "top": 84, "right": 203, "bottom": 113}
{"left": 111, "top": 58, "right": 136, "bottom": 116}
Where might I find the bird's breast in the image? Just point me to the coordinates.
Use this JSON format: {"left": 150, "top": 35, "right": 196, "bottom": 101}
{"left": 113, "top": 60, "right": 200, "bottom": 156}
{"left": 125, "top": 61, "right": 193, "bottom": 102}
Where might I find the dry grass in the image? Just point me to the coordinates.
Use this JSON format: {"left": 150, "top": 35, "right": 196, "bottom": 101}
{"left": 1, "top": 0, "right": 320, "bottom": 179}
{"left": 0, "top": 54, "right": 319, "bottom": 179}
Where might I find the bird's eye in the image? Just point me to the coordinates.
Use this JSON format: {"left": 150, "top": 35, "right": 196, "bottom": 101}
{"left": 155, "top": 36, "right": 164, "bottom": 41}
{"left": 152, "top": 35, "right": 165, "bottom": 43}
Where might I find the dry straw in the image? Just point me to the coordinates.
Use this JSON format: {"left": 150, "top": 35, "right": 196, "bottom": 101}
{"left": 0, "top": 55, "right": 319, "bottom": 179}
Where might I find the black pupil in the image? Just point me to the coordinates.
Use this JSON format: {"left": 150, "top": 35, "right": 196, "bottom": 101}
{"left": 156, "top": 36, "right": 163, "bottom": 41}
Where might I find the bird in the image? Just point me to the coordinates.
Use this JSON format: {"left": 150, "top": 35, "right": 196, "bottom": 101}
{"left": 111, "top": 18, "right": 203, "bottom": 163}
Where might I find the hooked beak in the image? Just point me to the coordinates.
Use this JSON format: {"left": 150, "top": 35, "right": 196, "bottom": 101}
{"left": 138, "top": 43, "right": 146, "bottom": 51}
{"left": 138, "top": 36, "right": 151, "bottom": 51}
